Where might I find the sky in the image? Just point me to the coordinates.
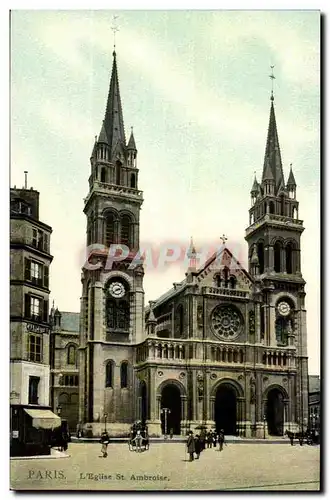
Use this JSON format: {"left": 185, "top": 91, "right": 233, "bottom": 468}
{"left": 10, "top": 10, "right": 320, "bottom": 374}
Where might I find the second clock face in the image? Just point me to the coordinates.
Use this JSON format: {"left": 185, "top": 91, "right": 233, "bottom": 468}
{"left": 109, "top": 281, "right": 126, "bottom": 298}
{"left": 277, "top": 301, "right": 290, "bottom": 316}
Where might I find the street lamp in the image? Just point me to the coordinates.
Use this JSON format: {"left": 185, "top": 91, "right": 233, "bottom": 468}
{"left": 161, "top": 408, "right": 171, "bottom": 439}
{"left": 104, "top": 412, "right": 108, "bottom": 432}
{"left": 263, "top": 414, "right": 266, "bottom": 439}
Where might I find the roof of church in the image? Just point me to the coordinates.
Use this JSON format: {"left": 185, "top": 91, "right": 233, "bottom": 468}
{"left": 261, "top": 96, "right": 285, "bottom": 193}
{"left": 147, "top": 246, "right": 253, "bottom": 311}
{"left": 59, "top": 312, "right": 80, "bottom": 333}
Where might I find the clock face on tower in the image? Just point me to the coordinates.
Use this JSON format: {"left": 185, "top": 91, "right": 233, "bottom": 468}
{"left": 277, "top": 301, "right": 291, "bottom": 317}
{"left": 109, "top": 281, "right": 126, "bottom": 298}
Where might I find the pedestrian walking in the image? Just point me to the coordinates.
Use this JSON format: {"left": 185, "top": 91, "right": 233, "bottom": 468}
{"left": 76, "top": 421, "right": 83, "bottom": 439}
{"left": 218, "top": 429, "right": 225, "bottom": 452}
{"left": 194, "top": 434, "right": 202, "bottom": 459}
{"left": 200, "top": 428, "right": 206, "bottom": 451}
{"left": 100, "top": 430, "right": 110, "bottom": 458}
{"left": 207, "top": 431, "right": 213, "bottom": 449}
{"left": 212, "top": 431, "right": 217, "bottom": 447}
{"left": 186, "top": 431, "right": 195, "bottom": 461}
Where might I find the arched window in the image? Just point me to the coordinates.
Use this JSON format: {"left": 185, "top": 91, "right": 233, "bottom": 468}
{"left": 105, "top": 360, "right": 114, "bottom": 388}
{"left": 117, "top": 301, "right": 130, "bottom": 330}
{"left": 130, "top": 174, "right": 136, "bottom": 188}
{"left": 214, "top": 274, "right": 222, "bottom": 288}
{"left": 269, "top": 201, "right": 275, "bottom": 214}
{"left": 116, "top": 161, "right": 121, "bottom": 185}
{"left": 275, "top": 317, "right": 288, "bottom": 346}
{"left": 105, "top": 213, "right": 115, "bottom": 247}
{"left": 67, "top": 345, "right": 76, "bottom": 365}
{"left": 223, "top": 267, "right": 229, "bottom": 287}
{"left": 285, "top": 243, "right": 293, "bottom": 274}
{"left": 101, "top": 167, "right": 106, "bottom": 183}
{"left": 121, "top": 362, "right": 128, "bottom": 388}
{"left": 257, "top": 242, "right": 264, "bottom": 274}
{"left": 120, "top": 215, "right": 131, "bottom": 247}
{"left": 274, "top": 241, "right": 282, "bottom": 273}
{"left": 292, "top": 206, "right": 298, "bottom": 219}
{"left": 229, "top": 276, "right": 237, "bottom": 289}
{"left": 280, "top": 194, "right": 285, "bottom": 216}
{"left": 105, "top": 280, "right": 130, "bottom": 331}
{"left": 264, "top": 202, "right": 267, "bottom": 215}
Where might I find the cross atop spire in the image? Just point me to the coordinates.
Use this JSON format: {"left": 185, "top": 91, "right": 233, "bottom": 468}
{"left": 220, "top": 234, "right": 228, "bottom": 245}
{"left": 269, "top": 65, "right": 276, "bottom": 101}
{"left": 111, "top": 15, "right": 119, "bottom": 50}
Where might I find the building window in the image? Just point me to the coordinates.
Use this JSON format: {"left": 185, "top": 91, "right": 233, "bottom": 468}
{"left": 31, "top": 297, "right": 41, "bottom": 320}
{"left": 105, "top": 213, "right": 115, "bottom": 247}
{"left": 120, "top": 215, "right": 131, "bottom": 247}
{"left": 25, "top": 259, "right": 49, "bottom": 288}
{"left": 25, "top": 295, "right": 48, "bottom": 322}
{"left": 28, "top": 334, "right": 42, "bottom": 362}
{"left": 31, "top": 229, "right": 48, "bottom": 252}
{"left": 106, "top": 300, "right": 129, "bottom": 331}
{"left": 28, "top": 376, "right": 40, "bottom": 404}
{"left": 257, "top": 242, "right": 264, "bottom": 274}
{"left": 101, "top": 167, "right": 106, "bottom": 183}
{"left": 105, "top": 361, "right": 114, "bottom": 388}
{"left": 31, "top": 261, "right": 42, "bottom": 284}
{"left": 121, "top": 362, "right": 128, "bottom": 388}
{"left": 229, "top": 276, "right": 237, "bottom": 289}
{"left": 67, "top": 345, "right": 76, "bottom": 365}
{"left": 285, "top": 243, "right": 294, "bottom": 274}
{"left": 274, "top": 241, "right": 282, "bottom": 273}
{"left": 130, "top": 174, "right": 136, "bottom": 188}
{"left": 63, "top": 375, "right": 78, "bottom": 386}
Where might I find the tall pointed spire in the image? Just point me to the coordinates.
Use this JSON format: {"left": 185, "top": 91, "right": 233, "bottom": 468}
{"left": 103, "top": 51, "right": 126, "bottom": 157}
{"left": 127, "top": 127, "right": 137, "bottom": 150}
{"left": 262, "top": 96, "right": 285, "bottom": 193}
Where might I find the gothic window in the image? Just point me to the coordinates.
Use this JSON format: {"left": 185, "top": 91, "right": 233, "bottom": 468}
{"left": 292, "top": 206, "right": 298, "bottom": 219}
{"left": 229, "top": 276, "right": 236, "bottom": 289}
{"left": 67, "top": 345, "right": 76, "bottom": 365}
{"left": 211, "top": 305, "right": 243, "bottom": 340}
{"left": 121, "top": 362, "right": 128, "bottom": 388}
{"left": 101, "top": 167, "right": 106, "bottom": 183}
{"left": 264, "top": 202, "right": 267, "bottom": 215}
{"left": 105, "top": 360, "right": 114, "bottom": 388}
{"left": 285, "top": 243, "right": 293, "bottom": 274}
{"left": 117, "top": 301, "right": 130, "bottom": 329}
{"left": 257, "top": 242, "right": 264, "bottom": 274}
{"left": 105, "top": 213, "right": 115, "bottom": 247}
{"left": 275, "top": 317, "right": 289, "bottom": 346}
{"left": 130, "top": 173, "right": 136, "bottom": 188}
{"left": 116, "top": 161, "right": 121, "bottom": 185}
{"left": 214, "top": 274, "right": 222, "bottom": 287}
{"left": 223, "top": 267, "right": 229, "bottom": 288}
{"left": 280, "top": 194, "right": 285, "bottom": 216}
{"left": 274, "top": 241, "right": 282, "bottom": 273}
{"left": 120, "top": 215, "right": 131, "bottom": 247}
{"left": 269, "top": 201, "right": 275, "bottom": 214}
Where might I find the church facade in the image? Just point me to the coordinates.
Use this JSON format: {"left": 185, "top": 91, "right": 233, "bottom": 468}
{"left": 78, "top": 51, "right": 309, "bottom": 438}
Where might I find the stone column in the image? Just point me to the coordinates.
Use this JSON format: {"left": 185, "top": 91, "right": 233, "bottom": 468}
{"left": 255, "top": 303, "right": 261, "bottom": 343}
{"left": 93, "top": 281, "right": 103, "bottom": 341}
{"left": 269, "top": 305, "right": 276, "bottom": 346}
{"left": 268, "top": 246, "right": 274, "bottom": 271}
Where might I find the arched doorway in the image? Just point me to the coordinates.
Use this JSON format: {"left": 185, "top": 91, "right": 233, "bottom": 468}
{"left": 266, "top": 388, "right": 284, "bottom": 436}
{"left": 139, "top": 381, "right": 148, "bottom": 424}
{"left": 215, "top": 384, "right": 237, "bottom": 435}
{"left": 160, "top": 384, "right": 181, "bottom": 435}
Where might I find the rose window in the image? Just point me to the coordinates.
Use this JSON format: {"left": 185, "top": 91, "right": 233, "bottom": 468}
{"left": 211, "top": 305, "right": 242, "bottom": 339}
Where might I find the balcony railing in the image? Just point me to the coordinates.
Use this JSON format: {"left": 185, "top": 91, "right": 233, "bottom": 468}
{"left": 85, "top": 181, "right": 143, "bottom": 203}
{"left": 246, "top": 213, "right": 303, "bottom": 236}
{"left": 155, "top": 312, "right": 172, "bottom": 334}
{"left": 262, "top": 349, "right": 295, "bottom": 368}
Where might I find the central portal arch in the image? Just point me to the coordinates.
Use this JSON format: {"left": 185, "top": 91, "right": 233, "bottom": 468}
{"left": 266, "top": 388, "right": 284, "bottom": 436}
{"left": 214, "top": 384, "right": 237, "bottom": 435}
{"left": 160, "top": 384, "right": 181, "bottom": 435}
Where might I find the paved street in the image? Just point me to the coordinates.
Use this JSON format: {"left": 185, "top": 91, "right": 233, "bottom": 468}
{"left": 10, "top": 442, "right": 320, "bottom": 491}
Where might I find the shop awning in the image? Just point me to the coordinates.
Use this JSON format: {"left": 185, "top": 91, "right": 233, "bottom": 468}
{"left": 24, "top": 409, "right": 61, "bottom": 430}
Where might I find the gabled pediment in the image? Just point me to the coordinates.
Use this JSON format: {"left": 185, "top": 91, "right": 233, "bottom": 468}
{"left": 195, "top": 247, "right": 253, "bottom": 291}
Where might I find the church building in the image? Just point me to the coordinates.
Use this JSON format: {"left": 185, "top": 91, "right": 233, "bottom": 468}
{"left": 78, "top": 50, "right": 309, "bottom": 438}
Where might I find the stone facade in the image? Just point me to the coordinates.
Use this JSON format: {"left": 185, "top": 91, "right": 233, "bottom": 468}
{"left": 10, "top": 186, "right": 53, "bottom": 408}
{"left": 77, "top": 51, "right": 309, "bottom": 438}
{"left": 49, "top": 310, "right": 80, "bottom": 431}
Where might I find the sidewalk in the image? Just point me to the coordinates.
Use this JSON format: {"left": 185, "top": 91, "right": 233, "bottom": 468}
{"left": 10, "top": 449, "right": 70, "bottom": 460}
{"left": 71, "top": 435, "right": 289, "bottom": 445}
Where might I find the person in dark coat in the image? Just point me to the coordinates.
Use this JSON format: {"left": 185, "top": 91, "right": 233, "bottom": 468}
{"left": 212, "top": 431, "right": 217, "bottom": 447}
{"left": 200, "top": 428, "right": 206, "bottom": 451}
{"left": 218, "top": 429, "right": 225, "bottom": 451}
{"left": 100, "top": 430, "right": 110, "bottom": 457}
{"left": 194, "top": 434, "right": 202, "bottom": 459}
{"left": 207, "top": 431, "right": 213, "bottom": 449}
{"left": 186, "top": 431, "right": 195, "bottom": 461}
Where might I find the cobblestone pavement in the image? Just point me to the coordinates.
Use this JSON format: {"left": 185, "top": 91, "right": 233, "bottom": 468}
{"left": 10, "top": 442, "right": 320, "bottom": 491}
